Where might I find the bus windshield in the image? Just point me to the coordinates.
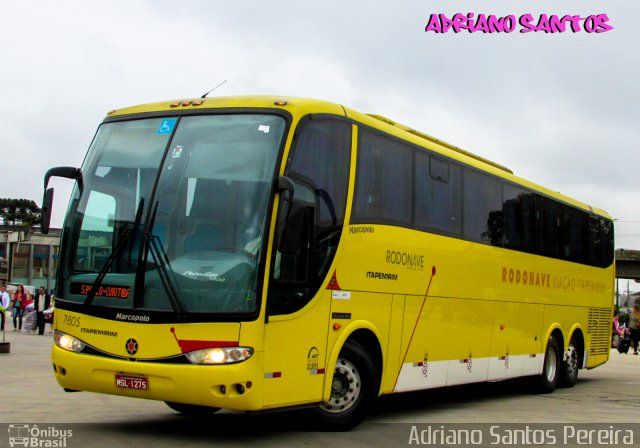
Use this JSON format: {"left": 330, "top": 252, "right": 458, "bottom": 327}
{"left": 61, "top": 114, "right": 286, "bottom": 315}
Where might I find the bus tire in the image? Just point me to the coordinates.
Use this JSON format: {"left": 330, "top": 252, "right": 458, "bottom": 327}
{"left": 532, "top": 336, "right": 560, "bottom": 394}
{"left": 313, "top": 340, "right": 379, "bottom": 430}
{"left": 559, "top": 334, "right": 580, "bottom": 388}
{"left": 165, "top": 401, "right": 221, "bottom": 416}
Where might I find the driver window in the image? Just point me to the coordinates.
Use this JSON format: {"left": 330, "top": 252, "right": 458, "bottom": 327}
{"left": 269, "top": 117, "right": 352, "bottom": 315}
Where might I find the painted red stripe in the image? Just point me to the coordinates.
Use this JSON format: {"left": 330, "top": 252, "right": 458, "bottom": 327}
{"left": 177, "top": 339, "right": 238, "bottom": 353}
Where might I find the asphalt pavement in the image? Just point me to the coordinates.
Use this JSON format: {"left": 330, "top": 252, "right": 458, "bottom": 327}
{"left": 2, "top": 325, "right": 640, "bottom": 423}
{"left": 1, "top": 324, "right": 639, "bottom": 447}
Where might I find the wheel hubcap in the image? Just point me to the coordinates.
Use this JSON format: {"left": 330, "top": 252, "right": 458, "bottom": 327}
{"left": 545, "top": 345, "right": 557, "bottom": 382}
{"left": 320, "top": 357, "right": 361, "bottom": 414}
{"left": 565, "top": 343, "right": 578, "bottom": 376}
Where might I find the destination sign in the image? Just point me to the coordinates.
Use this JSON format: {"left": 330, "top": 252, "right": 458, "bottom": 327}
{"left": 70, "top": 283, "right": 131, "bottom": 299}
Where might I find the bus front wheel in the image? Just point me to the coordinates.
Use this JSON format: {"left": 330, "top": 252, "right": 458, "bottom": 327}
{"left": 314, "top": 340, "right": 379, "bottom": 430}
{"left": 165, "top": 401, "right": 221, "bottom": 416}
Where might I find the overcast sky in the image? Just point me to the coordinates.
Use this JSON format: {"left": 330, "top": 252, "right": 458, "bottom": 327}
{"left": 2, "top": 1, "right": 639, "bottom": 268}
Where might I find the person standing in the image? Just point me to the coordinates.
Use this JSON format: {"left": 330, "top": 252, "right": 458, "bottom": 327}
{"left": 12, "top": 284, "right": 27, "bottom": 331}
{"left": 0, "top": 285, "right": 9, "bottom": 331}
{"left": 44, "top": 292, "right": 55, "bottom": 333}
{"left": 34, "top": 286, "right": 51, "bottom": 336}
{"left": 629, "top": 304, "right": 640, "bottom": 355}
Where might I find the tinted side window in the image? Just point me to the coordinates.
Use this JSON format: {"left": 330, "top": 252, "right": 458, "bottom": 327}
{"left": 562, "top": 208, "right": 588, "bottom": 263}
{"left": 347, "top": 126, "right": 613, "bottom": 269}
{"left": 415, "top": 153, "right": 462, "bottom": 235}
{"left": 503, "top": 185, "right": 536, "bottom": 251}
{"left": 353, "top": 129, "right": 413, "bottom": 226}
{"left": 537, "top": 198, "right": 561, "bottom": 258}
{"left": 463, "top": 169, "right": 502, "bottom": 244}
{"left": 591, "top": 217, "right": 614, "bottom": 267}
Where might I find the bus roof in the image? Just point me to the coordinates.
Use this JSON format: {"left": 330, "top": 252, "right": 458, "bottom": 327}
{"left": 106, "top": 95, "right": 347, "bottom": 119}
{"left": 105, "top": 95, "right": 611, "bottom": 219}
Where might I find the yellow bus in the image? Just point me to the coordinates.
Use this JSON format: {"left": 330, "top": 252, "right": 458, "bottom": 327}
{"left": 43, "top": 96, "right": 614, "bottom": 429}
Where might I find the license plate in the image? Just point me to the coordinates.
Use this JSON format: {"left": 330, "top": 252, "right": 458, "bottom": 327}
{"left": 115, "top": 374, "right": 149, "bottom": 390}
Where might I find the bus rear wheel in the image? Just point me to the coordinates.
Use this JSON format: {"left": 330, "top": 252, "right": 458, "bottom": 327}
{"left": 532, "top": 336, "right": 560, "bottom": 394}
{"left": 165, "top": 401, "right": 221, "bottom": 416}
{"left": 559, "top": 334, "right": 580, "bottom": 388}
{"left": 313, "top": 340, "right": 379, "bottom": 430}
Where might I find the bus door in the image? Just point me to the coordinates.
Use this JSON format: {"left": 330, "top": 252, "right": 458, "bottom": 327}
{"left": 262, "top": 117, "right": 352, "bottom": 408}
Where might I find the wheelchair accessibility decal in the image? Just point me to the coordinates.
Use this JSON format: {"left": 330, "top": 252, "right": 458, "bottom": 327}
{"left": 157, "top": 118, "right": 177, "bottom": 135}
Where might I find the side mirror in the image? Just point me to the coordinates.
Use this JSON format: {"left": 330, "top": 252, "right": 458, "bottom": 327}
{"left": 44, "top": 166, "right": 83, "bottom": 191}
{"left": 41, "top": 166, "right": 82, "bottom": 234}
{"left": 278, "top": 203, "right": 307, "bottom": 254}
{"left": 277, "top": 176, "right": 294, "bottom": 219}
{"left": 275, "top": 176, "right": 316, "bottom": 254}
{"left": 41, "top": 188, "right": 54, "bottom": 234}
{"left": 275, "top": 176, "right": 296, "bottom": 254}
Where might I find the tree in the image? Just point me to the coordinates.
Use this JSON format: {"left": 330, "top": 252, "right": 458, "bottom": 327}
{"left": 0, "top": 198, "right": 42, "bottom": 227}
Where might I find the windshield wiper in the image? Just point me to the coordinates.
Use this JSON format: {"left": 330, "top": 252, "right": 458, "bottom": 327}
{"left": 84, "top": 198, "right": 144, "bottom": 307}
{"left": 134, "top": 200, "right": 186, "bottom": 317}
{"left": 147, "top": 232, "right": 186, "bottom": 317}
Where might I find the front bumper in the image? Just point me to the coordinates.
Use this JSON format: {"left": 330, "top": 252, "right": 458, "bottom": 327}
{"left": 52, "top": 345, "right": 264, "bottom": 410}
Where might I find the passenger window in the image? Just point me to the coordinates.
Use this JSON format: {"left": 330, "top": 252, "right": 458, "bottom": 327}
{"left": 353, "top": 129, "right": 413, "bottom": 226}
{"left": 415, "top": 153, "right": 461, "bottom": 235}
{"left": 502, "top": 185, "right": 536, "bottom": 251}
{"left": 463, "top": 169, "right": 502, "bottom": 244}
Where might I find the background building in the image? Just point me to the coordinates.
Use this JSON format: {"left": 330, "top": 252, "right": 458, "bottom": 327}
{"left": 0, "top": 225, "right": 61, "bottom": 291}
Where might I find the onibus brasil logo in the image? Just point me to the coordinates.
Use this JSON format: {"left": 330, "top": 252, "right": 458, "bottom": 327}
{"left": 8, "top": 424, "right": 73, "bottom": 447}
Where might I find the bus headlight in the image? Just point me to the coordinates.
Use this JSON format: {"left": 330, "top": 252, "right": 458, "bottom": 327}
{"left": 186, "top": 347, "right": 254, "bottom": 365}
{"left": 54, "top": 331, "right": 86, "bottom": 353}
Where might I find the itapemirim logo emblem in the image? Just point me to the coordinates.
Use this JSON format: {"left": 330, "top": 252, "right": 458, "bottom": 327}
{"left": 7, "top": 424, "right": 73, "bottom": 447}
{"left": 125, "top": 338, "right": 139, "bottom": 356}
